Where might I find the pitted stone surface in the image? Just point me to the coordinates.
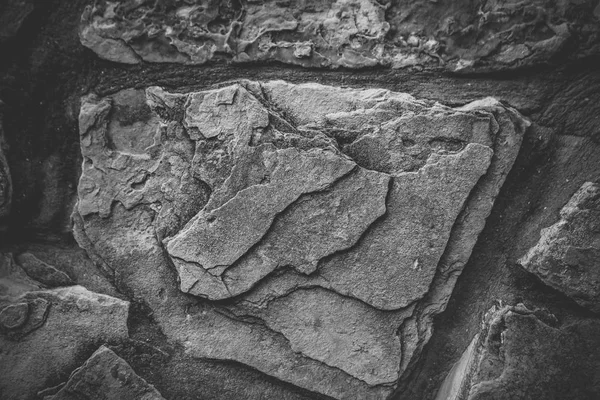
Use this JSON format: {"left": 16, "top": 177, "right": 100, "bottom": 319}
{"left": 519, "top": 182, "right": 600, "bottom": 313}
{"left": 80, "top": 0, "right": 600, "bottom": 72}
{"left": 73, "top": 81, "right": 527, "bottom": 399}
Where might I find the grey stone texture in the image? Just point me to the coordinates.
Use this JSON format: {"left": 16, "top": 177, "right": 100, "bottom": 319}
{"left": 79, "top": 0, "right": 600, "bottom": 72}
{"left": 47, "top": 346, "right": 165, "bottom": 400}
{"left": 520, "top": 182, "right": 600, "bottom": 313}
{"left": 0, "top": 253, "right": 130, "bottom": 400}
{"left": 436, "top": 303, "right": 600, "bottom": 400}
{"left": 73, "top": 80, "right": 527, "bottom": 399}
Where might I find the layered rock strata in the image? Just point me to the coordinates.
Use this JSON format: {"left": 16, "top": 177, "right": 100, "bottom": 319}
{"left": 80, "top": 0, "right": 600, "bottom": 72}
{"left": 73, "top": 80, "right": 528, "bottom": 399}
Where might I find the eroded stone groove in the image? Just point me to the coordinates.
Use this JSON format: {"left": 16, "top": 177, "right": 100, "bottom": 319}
{"left": 73, "top": 81, "right": 527, "bottom": 399}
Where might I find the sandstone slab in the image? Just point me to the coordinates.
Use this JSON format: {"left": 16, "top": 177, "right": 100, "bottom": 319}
{"left": 73, "top": 81, "right": 527, "bottom": 399}
{"left": 519, "top": 182, "right": 600, "bottom": 313}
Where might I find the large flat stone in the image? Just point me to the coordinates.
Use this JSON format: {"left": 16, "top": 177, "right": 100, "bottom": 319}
{"left": 73, "top": 81, "right": 527, "bottom": 399}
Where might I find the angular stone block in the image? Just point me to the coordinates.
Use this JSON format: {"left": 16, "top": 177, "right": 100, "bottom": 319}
{"left": 519, "top": 182, "right": 600, "bottom": 313}
{"left": 73, "top": 81, "right": 527, "bottom": 399}
{"left": 47, "top": 346, "right": 165, "bottom": 400}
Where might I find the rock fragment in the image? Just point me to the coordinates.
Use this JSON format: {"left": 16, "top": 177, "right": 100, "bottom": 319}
{"left": 519, "top": 182, "right": 600, "bottom": 313}
{"left": 0, "top": 253, "right": 130, "bottom": 400}
{"left": 16, "top": 252, "right": 74, "bottom": 288}
{"left": 436, "top": 304, "right": 600, "bottom": 400}
{"left": 47, "top": 346, "right": 165, "bottom": 400}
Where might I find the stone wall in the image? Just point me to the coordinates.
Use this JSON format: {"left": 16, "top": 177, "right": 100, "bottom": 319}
{"left": 0, "top": 1, "right": 599, "bottom": 400}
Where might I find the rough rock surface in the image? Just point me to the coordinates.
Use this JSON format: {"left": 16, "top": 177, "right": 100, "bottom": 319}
{"left": 48, "top": 345, "right": 165, "bottom": 400}
{"left": 436, "top": 303, "right": 600, "bottom": 400}
{"left": 73, "top": 80, "right": 527, "bottom": 399}
{"left": 519, "top": 182, "right": 600, "bottom": 313}
{"left": 80, "top": 0, "right": 600, "bottom": 72}
{"left": 0, "top": 252, "right": 130, "bottom": 400}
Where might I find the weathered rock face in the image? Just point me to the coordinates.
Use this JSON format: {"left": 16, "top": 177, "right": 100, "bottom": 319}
{"left": 436, "top": 304, "right": 600, "bottom": 400}
{"left": 73, "top": 80, "right": 528, "bottom": 398}
{"left": 79, "top": 0, "right": 600, "bottom": 72}
{"left": 47, "top": 346, "right": 165, "bottom": 400}
{"left": 0, "top": 252, "right": 130, "bottom": 400}
{"left": 519, "top": 182, "right": 600, "bottom": 313}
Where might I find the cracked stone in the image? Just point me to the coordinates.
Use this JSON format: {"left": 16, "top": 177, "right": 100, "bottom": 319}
{"left": 519, "top": 182, "right": 600, "bottom": 313}
{"left": 73, "top": 81, "right": 527, "bottom": 399}
{"left": 47, "top": 346, "right": 165, "bottom": 400}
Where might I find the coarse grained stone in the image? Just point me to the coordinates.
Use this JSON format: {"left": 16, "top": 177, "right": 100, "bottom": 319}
{"left": 79, "top": 0, "right": 600, "bottom": 72}
{"left": 47, "top": 346, "right": 165, "bottom": 400}
{"left": 73, "top": 81, "right": 527, "bottom": 399}
{"left": 519, "top": 182, "right": 600, "bottom": 313}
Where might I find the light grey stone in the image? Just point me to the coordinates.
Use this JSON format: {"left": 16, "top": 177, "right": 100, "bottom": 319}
{"left": 73, "top": 81, "right": 527, "bottom": 399}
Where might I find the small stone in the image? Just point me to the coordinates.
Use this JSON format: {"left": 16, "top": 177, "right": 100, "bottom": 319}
{"left": 16, "top": 252, "right": 74, "bottom": 288}
{"left": 519, "top": 182, "right": 600, "bottom": 313}
{"left": 293, "top": 42, "right": 312, "bottom": 58}
{"left": 0, "top": 303, "right": 29, "bottom": 330}
{"left": 407, "top": 34, "right": 420, "bottom": 47}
